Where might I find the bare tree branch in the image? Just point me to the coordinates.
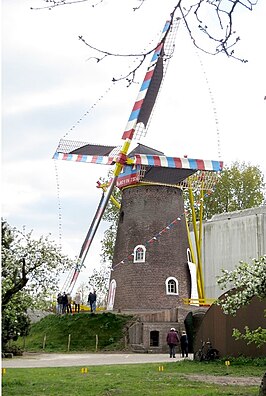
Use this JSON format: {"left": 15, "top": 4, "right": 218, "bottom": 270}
{"left": 31, "top": 0, "right": 103, "bottom": 11}
{"left": 31, "top": 0, "right": 260, "bottom": 80}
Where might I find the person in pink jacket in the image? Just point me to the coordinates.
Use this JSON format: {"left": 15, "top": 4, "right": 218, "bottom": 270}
{"left": 166, "top": 327, "right": 180, "bottom": 358}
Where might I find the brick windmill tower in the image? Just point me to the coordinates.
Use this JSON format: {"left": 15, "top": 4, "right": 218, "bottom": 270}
{"left": 105, "top": 143, "right": 222, "bottom": 312}
{"left": 53, "top": 17, "right": 223, "bottom": 316}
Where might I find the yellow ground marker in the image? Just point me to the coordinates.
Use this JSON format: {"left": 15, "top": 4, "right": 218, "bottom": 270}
{"left": 81, "top": 367, "right": 88, "bottom": 374}
{"left": 225, "top": 360, "right": 230, "bottom": 374}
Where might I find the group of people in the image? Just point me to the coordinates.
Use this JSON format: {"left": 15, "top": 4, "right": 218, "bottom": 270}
{"left": 56, "top": 291, "right": 81, "bottom": 314}
{"left": 56, "top": 290, "right": 97, "bottom": 314}
{"left": 166, "top": 327, "right": 189, "bottom": 358}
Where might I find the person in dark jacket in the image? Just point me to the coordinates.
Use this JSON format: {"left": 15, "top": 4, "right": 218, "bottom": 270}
{"left": 56, "top": 293, "right": 63, "bottom": 315}
{"left": 61, "top": 292, "right": 68, "bottom": 314}
{"left": 88, "top": 290, "right": 97, "bottom": 313}
{"left": 166, "top": 327, "right": 180, "bottom": 358}
{"left": 180, "top": 330, "right": 189, "bottom": 358}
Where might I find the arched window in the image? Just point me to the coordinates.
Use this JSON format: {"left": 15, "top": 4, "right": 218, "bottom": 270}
{"left": 133, "top": 245, "right": 146, "bottom": 263}
{"left": 165, "top": 277, "right": 178, "bottom": 295}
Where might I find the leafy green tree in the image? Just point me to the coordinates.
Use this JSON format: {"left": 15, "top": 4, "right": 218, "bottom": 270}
{"left": 203, "top": 162, "right": 265, "bottom": 220}
{"left": 1, "top": 220, "right": 75, "bottom": 349}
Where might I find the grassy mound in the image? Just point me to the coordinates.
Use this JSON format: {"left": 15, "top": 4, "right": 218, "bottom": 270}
{"left": 15, "top": 312, "right": 133, "bottom": 353}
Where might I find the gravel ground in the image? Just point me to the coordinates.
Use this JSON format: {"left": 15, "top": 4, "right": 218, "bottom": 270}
{"left": 182, "top": 374, "right": 261, "bottom": 386}
{"left": 2, "top": 352, "right": 193, "bottom": 368}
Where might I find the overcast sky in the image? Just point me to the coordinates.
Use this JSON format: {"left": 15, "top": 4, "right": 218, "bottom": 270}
{"left": 2, "top": 0, "right": 266, "bottom": 290}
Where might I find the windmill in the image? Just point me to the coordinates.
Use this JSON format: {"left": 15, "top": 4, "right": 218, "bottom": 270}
{"left": 53, "top": 16, "right": 223, "bottom": 311}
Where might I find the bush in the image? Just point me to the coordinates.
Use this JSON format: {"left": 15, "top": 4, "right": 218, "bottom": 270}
{"left": 3, "top": 345, "right": 23, "bottom": 356}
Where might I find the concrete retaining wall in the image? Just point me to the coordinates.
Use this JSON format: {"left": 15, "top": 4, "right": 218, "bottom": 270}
{"left": 193, "top": 206, "right": 266, "bottom": 299}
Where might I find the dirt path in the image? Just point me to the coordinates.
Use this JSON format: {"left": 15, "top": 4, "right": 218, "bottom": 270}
{"left": 183, "top": 374, "right": 261, "bottom": 386}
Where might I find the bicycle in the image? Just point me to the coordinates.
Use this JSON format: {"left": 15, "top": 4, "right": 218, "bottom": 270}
{"left": 194, "top": 340, "right": 219, "bottom": 361}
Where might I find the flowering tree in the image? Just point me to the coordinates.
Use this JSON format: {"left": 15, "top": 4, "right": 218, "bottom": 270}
{"left": 217, "top": 255, "right": 266, "bottom": 348}
{"left": 77, "top": 281, "right": 89, "bottom": 305}
{"left": 1, "top": 220, "right": 75, "bottom": 350}
{"left": 217, "top": 255, "right": 266, "bottom": 395}
{"left": 86, "top": 261, "right": 112, "bottom": 307}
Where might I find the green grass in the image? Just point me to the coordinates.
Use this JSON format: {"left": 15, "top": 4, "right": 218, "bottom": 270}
{"left": 2, "top": 360, "right": 265, "bottom": 396}
{"left": 8, "top": 313, "right": 265, "bottom": 395}
{"left": 13, "top": 312, "right": 133, "bottom": 353}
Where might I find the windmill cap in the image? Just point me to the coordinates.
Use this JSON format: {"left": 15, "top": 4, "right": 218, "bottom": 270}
{"left": 170, "top": 327, "right": 176, "bottom": 331}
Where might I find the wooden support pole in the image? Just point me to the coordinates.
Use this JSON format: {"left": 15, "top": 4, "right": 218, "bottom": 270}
{"left": 42, "top": 334, "right": 46, "bottom": 350}
{"left": 95, "top": 334, "right": 98, "bottom": 352}
{"left": 67, "top": 334, "right": 71, "bottom": 352}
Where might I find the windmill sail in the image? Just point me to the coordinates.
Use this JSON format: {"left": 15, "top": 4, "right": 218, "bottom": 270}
{"left": 67, "top": 191, "right": 105, "bottom": 292}
{"left": 62, "top": 17, "right": 179, "bottom": 292}
{"left": 122, "top": 18, "right": 179, "bottom": 141}
{"left": 137, "top": 52, "right": 163, "bottom": 128}
{"left": 79, "top": 191, "right": 105, "bottom": 261}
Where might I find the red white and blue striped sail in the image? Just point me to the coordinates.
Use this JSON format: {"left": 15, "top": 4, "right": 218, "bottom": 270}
{"left": 122, "top": 20, "right": 170, "bottom": 141}
{"left": 53, "top": 151, "right": 116, "bottom": 165}
{"left": 54, "top": 150, "right": 223, "bottom": 172}
{"left": 134, "top": 155, "right": 223, "bottom": 172}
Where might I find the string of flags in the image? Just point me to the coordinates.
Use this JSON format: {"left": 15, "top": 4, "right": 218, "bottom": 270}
{"left": 112, "top": 213, "right": 185, "bottom": 271}
{"left": 62, "top": 83, "right": 115, "bottom": 139}
{"left": 70, "top": 209, "right": 186, "bottom": 288}
{"left": 112, "top": 185, "right": 217, "bottom": 271}
{"left": 195, "top": 50, "right": 222, "bottom": 160}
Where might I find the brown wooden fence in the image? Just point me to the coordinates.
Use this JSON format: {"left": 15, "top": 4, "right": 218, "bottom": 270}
{"left": 193, "top": 294, "right": 266, "bottom": 358}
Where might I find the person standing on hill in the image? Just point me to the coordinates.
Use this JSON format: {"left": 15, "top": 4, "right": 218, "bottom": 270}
{"left": 74, "top": 291, "right": 81, "bottom": 313}
{"left": 66, "top": 293, "right": 72, "bottom": 314}
{"left": 166, "top": 327, "right": 180, "bottom": 358}
{"left": 61, "top": 292, "right": 68, "bottom": 314}
{"left": 180, "top": 330, "right": 189, "bottom": 358}
{"left": 88, "top": 290, "right": 97, "bottom": 313}
{"left": 56, "top": 293, "right": 63, "bottom": 315}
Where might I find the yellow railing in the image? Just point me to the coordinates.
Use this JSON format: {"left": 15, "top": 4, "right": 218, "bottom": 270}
{"left": 182, "top": 298, "right": 216, "bottom": 306}
{"left": 50, "top": 301, "right": 105, "bottom": 313}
